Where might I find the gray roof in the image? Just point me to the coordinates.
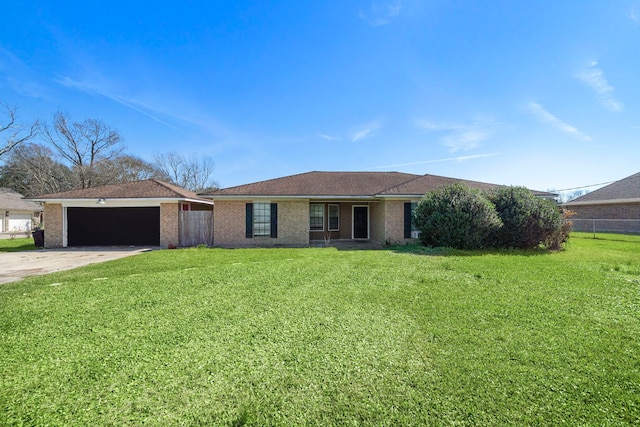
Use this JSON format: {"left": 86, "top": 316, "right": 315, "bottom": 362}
{"left": 566, "top": 172, "right": 640, "bottom": 205}
{"left": 0, "top": 188, "right": 43, "bottom": 211}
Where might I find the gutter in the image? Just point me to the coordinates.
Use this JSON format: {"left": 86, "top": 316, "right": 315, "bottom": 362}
{"left": 28, "top": 197, "right": 214, "bottom": 206}
{"left": 565, "top": 198, "right": 640, "bottom": 206}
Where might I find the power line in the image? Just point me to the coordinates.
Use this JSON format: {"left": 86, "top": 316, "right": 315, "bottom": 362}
{"left": 555, "top": 180, "right": 616, "bottom": 192}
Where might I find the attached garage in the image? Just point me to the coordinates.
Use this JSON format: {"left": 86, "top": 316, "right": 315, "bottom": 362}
{"left": 67, "top": 207, "right": 160, "bottom": 246}
{"left": 32, "top": 179, "right": 214, "bottom": 249}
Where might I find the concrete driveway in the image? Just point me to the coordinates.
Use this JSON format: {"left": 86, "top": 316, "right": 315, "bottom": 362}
{"left": 0, "top": 247, "right": 156, "bottom": 284}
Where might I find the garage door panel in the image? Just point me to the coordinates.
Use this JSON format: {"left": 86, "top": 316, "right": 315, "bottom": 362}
{"left": 68, "top": 207, "right": 160, "bottom": 246}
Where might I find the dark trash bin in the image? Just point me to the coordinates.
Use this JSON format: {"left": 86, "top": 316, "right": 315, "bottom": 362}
{"left": 32, "top": 229, "right": 44, "bottom": 248}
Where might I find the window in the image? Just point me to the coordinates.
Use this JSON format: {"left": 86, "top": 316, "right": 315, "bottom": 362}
{"left": 328, "top": 204, "right": 339, "bottom": 231}
{"left": 410, "top": 202, "right": 418, "bottom": 232}
{"left": 310, "top": 204, "right": 324, "bottom": 231}
{"left": 253, "top": 202, "right": 271, "bottom": 236}
{"left": 246, "top": 203, "right": 277, "bottom": 238}
{"left": 404, "top": 202, "right": 419, "bottom": 238}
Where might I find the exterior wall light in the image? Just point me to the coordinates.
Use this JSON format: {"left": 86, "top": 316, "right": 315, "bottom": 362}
{"left": 97, "top": 198, "right": 106, "bottom": 205}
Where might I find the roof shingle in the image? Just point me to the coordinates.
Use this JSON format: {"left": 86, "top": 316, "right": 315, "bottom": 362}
{"left": 566, "top": 172, "right": 640, "bottom": 204}
{"left": 0, "top": 188, "right": 43, "bottom": 211}
{"left": 32, "top": 179, "right": 208, "bottom": 201}
{"left": 204, "top": 171, "right": 553, "bottom": 198}
{"left": 204, "top": 171, "right": 421, "bottom": 197}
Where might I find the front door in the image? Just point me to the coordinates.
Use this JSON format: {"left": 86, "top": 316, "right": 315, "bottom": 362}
{"left": 353, "top": 206, "right": 369, "bottom": 239}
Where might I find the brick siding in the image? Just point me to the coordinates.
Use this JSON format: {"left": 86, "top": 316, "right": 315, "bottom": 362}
{"left": 160, "top": 203, "right": 179, "bottom": 248}
{"left": 370, "top": 201, "right": 385, "bottom": 243}
{"left": 570, "top": 202, "right": 640, "bottom": 233}
{"left": 43, "top": 203, "right": 63, "bottom": 248}
{"left": 383, "top": 199, "right": 419, "bottom": 245}
{"left": 214, "top": 199, "right": 425, "bottom": 247}
{"left": 214, "top": 200, "right": 309, "bottom": 247}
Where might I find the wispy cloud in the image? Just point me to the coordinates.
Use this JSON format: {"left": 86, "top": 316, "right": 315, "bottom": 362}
{"left": 415, "top": 118, "right": 500, "bottom": 152}
{"left": 350, "top": 121, "right": 381, "bottom": 142}
{"left": 631, "top": 5, "right": 639, "bottom": 22}
{"left": 577, "top": 61, "right": 624, "bottom": 112}
{"left": 317, "top": 133, "right": 340, "bottom": 141}
{"left": 528, "top": 102, "right": 591, "bottom": 141}
{"left": 371, "top": 153, "right": 501, "bottom": 170}
{"left": 56, "top": 75, "right": 245, "bottom": 149}
{"left": 56, "top": 76, "right": 181, "bottom": 129}
{"left": 358, "top": 0, "right": 402, "bottom": 26}
{"left": 0, "top": 47, "right": 50, "bottom": 99}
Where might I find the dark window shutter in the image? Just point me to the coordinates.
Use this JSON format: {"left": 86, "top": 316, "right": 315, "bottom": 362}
{"left": 404, "top": 202, "right": 412, "bottom": 239}
{"left": 246, "top": 203, "right": 253, "bottom": 238}
{"left": 270, "top": 203, "right": 278, "bottom": 238}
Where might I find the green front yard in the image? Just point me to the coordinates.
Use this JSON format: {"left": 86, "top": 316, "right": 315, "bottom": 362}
{"left": 0, "top": 237, "right": 36, "bottom": 252}
{"left": 1, "top": 235, "right": 639, "bottom": 425}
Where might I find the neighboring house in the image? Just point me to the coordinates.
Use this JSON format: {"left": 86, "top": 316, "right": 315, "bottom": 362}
{"left": 201, "top": 171, "right": 555, "bottom": 248}
{"left": 564, "top": 171, "right": 640, "bottom": 234}
{"left": 30, "top": 179, "right": 214, "bottom": 248}
{"left": 0, "top": 188, "right": 43, "bottom": 235}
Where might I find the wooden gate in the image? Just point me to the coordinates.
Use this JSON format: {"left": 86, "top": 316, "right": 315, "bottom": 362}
{"left": 179, "top": 210, "right": 214, "bottom": 247}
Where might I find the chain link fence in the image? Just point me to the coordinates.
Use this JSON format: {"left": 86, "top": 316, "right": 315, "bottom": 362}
{"left": 570, "top": 218, "right": 640, "bottom": 235}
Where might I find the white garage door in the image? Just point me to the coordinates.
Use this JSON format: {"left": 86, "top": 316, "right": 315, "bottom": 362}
{"left": 8, "top": 213, "right": 32, "bottom": 232}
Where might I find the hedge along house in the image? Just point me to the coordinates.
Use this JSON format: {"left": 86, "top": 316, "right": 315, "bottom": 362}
{"left": 202, "top": 171, "right": 553, "bottom": 248}
{"left": 564, "top": 171, "right": 640, "bottom": 234}
{"left": 31, "top": 179, "right": 214, "bottom": 248}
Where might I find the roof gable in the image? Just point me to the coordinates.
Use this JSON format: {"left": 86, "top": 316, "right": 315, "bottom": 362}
{"left": 32, "top": 179, "right": 209, "bottom": 202}
{"left": 567, "top": 172, "right": 640, "bottom": 204}
{"left": 378, "top": 174, "right": 500, "bottom": 196}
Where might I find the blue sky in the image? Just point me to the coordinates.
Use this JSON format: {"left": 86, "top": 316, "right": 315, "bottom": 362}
{"left": 1, "top": 1, "right": 639, "bottom": 193}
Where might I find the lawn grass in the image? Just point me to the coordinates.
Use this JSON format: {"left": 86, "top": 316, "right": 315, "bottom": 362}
{"left": 572, "top": 231, "right": 640, "bottom": 244}
{"left": 1, "top": 238, "right": 639, "bottom": 425}
{"left": 0, "top": 237, "right": 36, "bottom": 252}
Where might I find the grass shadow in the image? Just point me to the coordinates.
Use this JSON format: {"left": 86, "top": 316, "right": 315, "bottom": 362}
{"left": 0, "top": 237, "right": 37, "bottom": 252}
{"left": 387, "top": 243, "right": 555, "bottom": 257}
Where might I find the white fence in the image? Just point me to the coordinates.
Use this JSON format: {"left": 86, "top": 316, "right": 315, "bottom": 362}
{"left": 570, "top": 218, "right": 640, "bottom": 235}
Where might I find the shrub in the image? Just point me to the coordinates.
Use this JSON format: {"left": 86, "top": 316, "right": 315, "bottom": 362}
{"left": 488, "top": 186, "right": 565, "bottom": 249}
{"left": 544, "top": 209, "right": 574, "bottom": 250}
{"left": 413, "top": 183, "right": 502, "bottom": 249}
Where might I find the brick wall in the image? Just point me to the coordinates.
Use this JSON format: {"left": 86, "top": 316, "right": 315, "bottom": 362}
{"left": 570, "top": 202, "right": 640, "bottom": 233}
{"left": 160, "top": 203, "right": 179, "bottom": 248}
{"left": 384, "top": 199, "right": 419, "bottom": 245}
{"left": 370, "top": 201, "right": 385, "bottom": 243}
{"left": 44, "top": 203, "right": 63, "bottom": 248}
{"left": 214, "top": 200, "right": 310, "bottom": 247}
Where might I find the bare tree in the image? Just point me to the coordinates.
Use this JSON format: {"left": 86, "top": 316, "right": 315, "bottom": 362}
{"left": 0, "top": 104, "right": 38, "bottom": 159}
{"left": 41, "top": 112, "right": 124, "bottom": 188}
{"left": 0, "top": 143, "right": 75, "bottom": 196}
{"left": 152, "top": 152, "right": 218, "bottom": 192}
{"left": 92, "top": 154, "right": 166, "bottom": 186}
{"left": 563, "top": 189, "right": 589, "bottom": 203}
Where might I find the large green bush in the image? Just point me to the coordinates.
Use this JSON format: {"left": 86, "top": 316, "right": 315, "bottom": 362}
{"left": 488, "top": 186, "right": 563, "bottom": 249}
{"left": 413, "top": 184, "right": 567, "bottom": 250}
{"left": 413, "top": 183, "right": 502, "bottom": 249}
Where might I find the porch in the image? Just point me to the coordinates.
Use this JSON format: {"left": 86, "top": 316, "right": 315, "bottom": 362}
{"left": 307, "top": 200, "right": 384, "bottom": 243}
